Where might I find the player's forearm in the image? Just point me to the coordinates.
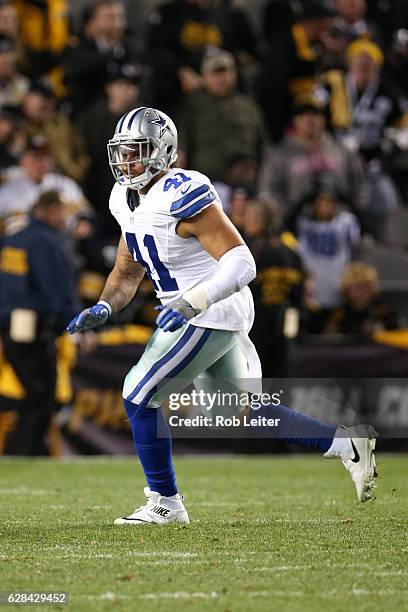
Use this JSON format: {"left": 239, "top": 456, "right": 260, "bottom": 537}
{"left": 99, "top": 268, "right": 143, "bottom": 314}
{"left": 183, "top": 245, "right": 256, "bottom": 310}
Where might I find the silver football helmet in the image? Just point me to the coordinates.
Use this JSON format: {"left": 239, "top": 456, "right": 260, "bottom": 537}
{"left": 107, "top": 107, "right": 178, "bottom": 190}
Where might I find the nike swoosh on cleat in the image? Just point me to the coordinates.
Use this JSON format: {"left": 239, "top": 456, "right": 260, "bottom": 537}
{"left": 181, "top": 185, "right": 191, "bottom": 194}
{"left": 351, "top": 440, "right": 360, "bottom": 463}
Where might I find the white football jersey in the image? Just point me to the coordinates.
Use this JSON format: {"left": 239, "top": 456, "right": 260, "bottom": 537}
{"left": 297, "top": 210, "right": 360, "bottom": 308}
{"left": 109, "top": 168, "right": 254, "bottom": 332}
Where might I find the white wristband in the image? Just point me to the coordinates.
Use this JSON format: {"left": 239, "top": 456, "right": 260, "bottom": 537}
{"left": 183, "top": 285, "right": 210, "bottom": 311}
{"left": 97, "top": 300, "right": 112, "bottom": 317}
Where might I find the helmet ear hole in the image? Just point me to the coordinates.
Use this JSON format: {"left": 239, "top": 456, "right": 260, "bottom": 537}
{"left": 156, "top": 159, "right": 165, "bottom": 171}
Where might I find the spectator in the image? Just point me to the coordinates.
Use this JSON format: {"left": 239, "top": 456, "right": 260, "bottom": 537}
{"left": 384, "top": 29, "right": 408, "bottom": 202}
{"left": 0, "top": 1, "right": 18, "bottom": 40}
{"left": 63, "top": 0, "right": 138, "bottom": 118}
{"left": 12, "top": 0, "right": 70, "bottom": 95}
{"left": 322, "top": 39, "right": 408, "bottom": 234}
{"left": 0, "top": 135, "right": 90, "bottom": 232}
{"left": 0, "top": 1, "right": 24, "bottom": 82}
{"left": 0, "top": 35, "right": 30, "bottom": 109}
{"left": 147, "top": 0, "right": 257, "bottom": 114}
{"left": 258, "top": 94, "right": 366, "bottom": 218}
{"left": 293, "top": 187, "right": 360, "bottom": 326}
{"left": 366, "top": 0, "right": 408, "bottom": 49}
{"left": 325, "top": 40, "right": 408, "bottom": 160}
{"left": 178, "top": 49, "right": 264, "bottom": 182}
{"left": 77, "top": 63, "right": 143, "bottom": 239}
{"left": 228, "top": 186, "right": 253, "bottom": 231}
{"left": 261, "top": 0, "right": 297, "bottom": 43}
{"left": 21, "top": 81, "right": 90, "bottom": 183}
{"left": 243, "top": 198, "right": 304, "bottom": 377}
{"left": 213, "top": 153, "right": 257, "bottom": 214}
{"left": 0, "top": 190, "right": 78, "bottom": 455}
{"left": 324, "top": 261, "right": 400, "bottom": 336}
{"left": 334, "top": 0, "right": 381, "bottom": 45}
{"left": 0, "top": 105, "right": 26, "bottom": 174}
{"left": 317, "top": 0, "right": 382, "bottom": 71}
{"left": 258, "top": 0, "right": 336, "bottom": 142}
{"left": 0, "top": 132, "right": 102, "bottom": 313}
{"left": 385, "top": 29, "right": 408, "bottom": 99}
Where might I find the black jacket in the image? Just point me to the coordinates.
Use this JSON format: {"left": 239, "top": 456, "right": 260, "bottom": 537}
{"left": 63, "top": 35, "right": 138, "bottom": 117}
{"left": 147, "top": 0, "right": 256, "bottom": 111}
{"left": 258, "top": 24, "right": 320, "bottom": 142}
{"left": 0, "top": 218, "right": 78, "bottom": 331}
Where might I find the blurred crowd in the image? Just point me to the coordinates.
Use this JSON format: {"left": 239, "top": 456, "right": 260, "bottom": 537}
{"left": 1, "top": 0, "right": 408, "bottom": 383}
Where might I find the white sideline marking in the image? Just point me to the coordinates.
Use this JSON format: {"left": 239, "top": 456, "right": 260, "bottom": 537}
{"left": 375, "top": 571, "right": 408, "bottom": 576}
{"left": 79, "top": 588, "right": 408, "bottom": 603}
{"left": 141, "top": 591, "right": 219, "bottom": 600}
{"left": 128, "top": 551, "right": 198, "bottom": 558}
{"left": 99, "top": 592, "right": 116, "bottom": 601}
{"left": 44, "top": 551, "right": 199, "bottom": 561}
{"left": 352, "top": 590, "right": 408, "bottom": 596}
{"left": 47, "top": 557, "right": 198, "bottom": 564}
{"left": 65, "top": 553, "right": 197, "bottom": 561}
{"left": 0, "top": 488, "right": 47, "bottom": 495}
{"left": 83, "top": 593, "right": 129, "bottom": 601}
{"left": 254, "top": 588, "right": 405, "bottom": 599}
{"left": 256, "top": 566, "right": 305, "bottom": 572}
{"left": 247, "top": 589, "right": 408, "bottom": 598}
{"left": 249, "top": 590, "right": 304, "bottom": 598}
{"left": 81, "top": 592, "right": 219, "bottom": 601}
{"left": 274, "top": 518, "right": 349, "bottom": 524}
{"left": 33, "top": 548, "right": 196, "bottom": 557}
{"left": 0, "top": 545, "right": 199, "bottom": 560}
{"left": 242, "top": 562, "right": 408, "bottom": 575}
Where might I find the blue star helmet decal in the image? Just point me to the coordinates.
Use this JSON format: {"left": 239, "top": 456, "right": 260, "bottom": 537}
{"left": 149, "top": 110, "right": 166, "bottom": 128}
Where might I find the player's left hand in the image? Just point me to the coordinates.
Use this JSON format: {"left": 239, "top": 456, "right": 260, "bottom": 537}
{"left": 155, "top": 297, "right": 200, "bottom": 332}
{"left": 66, "top": 303, "right": 110, "bottom": 334}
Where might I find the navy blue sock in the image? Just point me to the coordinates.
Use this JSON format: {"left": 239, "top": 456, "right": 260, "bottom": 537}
{"left": 259, "top": 404, "right": 336, "bottom": 452}
{"left": 124, "top": 399, "right": 178, "bottom": 497}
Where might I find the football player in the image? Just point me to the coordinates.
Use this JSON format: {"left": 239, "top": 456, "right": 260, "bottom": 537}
{"left": 67, "top": 107, "right": 377, "bottom": 524}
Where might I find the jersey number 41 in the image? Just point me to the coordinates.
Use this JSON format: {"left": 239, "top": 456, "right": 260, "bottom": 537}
{"left": 126, "top": 232, "right": 179, "bottom": 292}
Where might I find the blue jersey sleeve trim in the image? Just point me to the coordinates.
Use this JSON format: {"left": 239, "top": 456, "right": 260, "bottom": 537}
{"left": 170, "top": 184, "right": 209, "bottom": 213}
{"left": 172, "top": 192, "right": 216, "bottom": 219}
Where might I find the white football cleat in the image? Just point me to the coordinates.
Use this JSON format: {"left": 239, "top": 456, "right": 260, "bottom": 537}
{"left": 114, "top": 487, "right": 190, "bottom": 525}
{"left": 340, "top": 425, "right": 378, "bottom": 502}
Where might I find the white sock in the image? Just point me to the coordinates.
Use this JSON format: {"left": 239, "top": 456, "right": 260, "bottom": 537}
{"left": 324, "top": 426, "right": 354, "bottom": 458}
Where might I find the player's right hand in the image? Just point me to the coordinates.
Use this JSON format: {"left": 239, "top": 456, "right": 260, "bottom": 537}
{"left": 66, "top": 303, "right": 110, "bottom": 334}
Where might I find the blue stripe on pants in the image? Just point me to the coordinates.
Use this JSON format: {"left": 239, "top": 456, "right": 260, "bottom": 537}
{"left": 126, "top": 326, "right": 212, "bottom": 408}
{"left": 125, "top": 324, "right": 197, "bottom": 403}
{"left": 138, "top": 327, "right": 212, "bottom": 410}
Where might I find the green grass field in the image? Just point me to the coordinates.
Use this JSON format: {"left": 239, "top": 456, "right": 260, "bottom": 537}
{"left": 0, "top": 454, "right": 407, "bottom": 612}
